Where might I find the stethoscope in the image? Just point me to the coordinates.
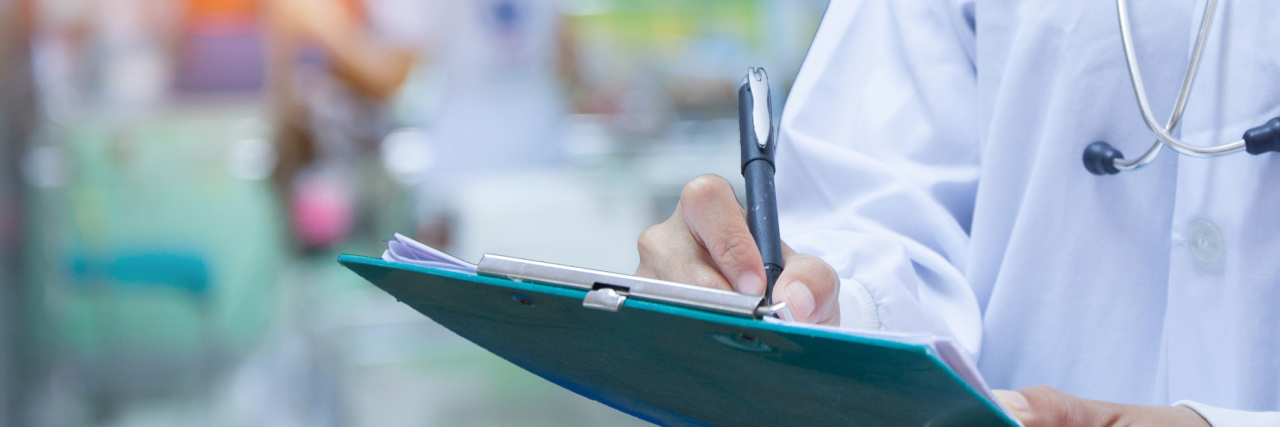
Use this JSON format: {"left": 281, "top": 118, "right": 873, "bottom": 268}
{"left": 1082, "top": 0, "right": 1280, "bottom": 175}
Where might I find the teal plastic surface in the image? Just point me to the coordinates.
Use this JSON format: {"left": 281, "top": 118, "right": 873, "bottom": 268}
{"left": 339, "top": 255, "right": 1017, "bottom": 427}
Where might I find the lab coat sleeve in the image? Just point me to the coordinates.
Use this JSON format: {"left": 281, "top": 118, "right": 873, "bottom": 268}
{"left": 774, "top": 0, "right": 983, "bottom": 355}
{"left": 1176, "top": 401, "right": 1280, "bottom": 427}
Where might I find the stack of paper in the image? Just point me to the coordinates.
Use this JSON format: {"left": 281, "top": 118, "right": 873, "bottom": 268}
{"left": 381, "top": 233, "right": 476, "bottom": 273}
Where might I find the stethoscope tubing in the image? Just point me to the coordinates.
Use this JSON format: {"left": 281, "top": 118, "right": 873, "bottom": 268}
{"left": 1113, "top": 0, "right": 1212, "bottom": 171}
{"left": 1113, "top": 0, "right": 1247, "bottom": 173}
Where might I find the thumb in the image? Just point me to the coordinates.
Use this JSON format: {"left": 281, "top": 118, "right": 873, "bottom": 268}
{"left": 773, "top": 247, "right": 840, "bottom": 325}
{"left": 993, "top": 389, "right": 1032, "bottom": 422}
{"left": 995, "top": 386, "right": 1117, "bottom": 427}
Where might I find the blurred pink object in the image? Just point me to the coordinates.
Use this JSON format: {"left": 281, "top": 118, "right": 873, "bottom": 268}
{"left": 291, "top": 175, "right": 354, "bottom": 249}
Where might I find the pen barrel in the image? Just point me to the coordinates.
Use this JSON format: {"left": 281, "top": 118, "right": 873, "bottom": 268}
{"left": 739, "top": 78, "right": 784, "bottom": 303}
{"left": 743, "top": 160, "right": 784, "bottom": 275}
{"left": 764, "top": 264, "right": 783, "bottom": 302}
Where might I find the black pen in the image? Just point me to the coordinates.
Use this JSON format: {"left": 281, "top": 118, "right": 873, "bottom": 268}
{"left": 738, "top": 67, "right": 784, "bottom": 306}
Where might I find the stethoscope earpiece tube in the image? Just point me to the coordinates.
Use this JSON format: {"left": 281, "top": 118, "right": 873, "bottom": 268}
{"left": 1091, "top": 0, "right": 1262, "bottom": 175}
{"left": 1244, "top": 117, "right": 1280, "bottom": 155}
{"left": 1084, "top": 142, "right": 1124, "bottom": 175}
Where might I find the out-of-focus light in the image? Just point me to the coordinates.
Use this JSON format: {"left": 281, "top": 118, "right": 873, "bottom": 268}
{"left": 292, "top": 172, "right": 354, "bottom": 248}
{"left": 563, "top": 114, "right": 615, "bottom": 161}
{"left": 380, "top": 128, "right": 435, "bottom": 185}
{"left": 21, "top": 145, "right": 70, "bottom": 188}
{"left": 227, "top": 138, "right": 276, "bottom": 181}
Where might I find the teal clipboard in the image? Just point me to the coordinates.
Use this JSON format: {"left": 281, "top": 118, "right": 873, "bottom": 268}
{"left": 339, "top": 254, "right": 1018, "bottom": 427}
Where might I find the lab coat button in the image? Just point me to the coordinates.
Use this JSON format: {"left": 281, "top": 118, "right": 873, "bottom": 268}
{"left": 1187, "top": 218, "right": 1225, "bottom": 265}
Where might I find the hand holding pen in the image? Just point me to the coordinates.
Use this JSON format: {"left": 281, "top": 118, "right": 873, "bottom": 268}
{"left": 633, "top": 67, "right": 843, "bottom": 325}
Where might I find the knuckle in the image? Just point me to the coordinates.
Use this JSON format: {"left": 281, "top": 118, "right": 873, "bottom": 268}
{"left": 637, "top": 225, "right": 662, "bottom": 256}
{"left": 711, "top": 233, "right": 757, "bottom": 267}
{"left": 680, "top": 174, "right": 731, "bottom": 204}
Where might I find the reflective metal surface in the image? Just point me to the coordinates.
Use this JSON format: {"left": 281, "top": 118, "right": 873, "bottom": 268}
{"left": 1115, "top": 0, "right": 1245, "bottom": 161}
{"left": 1113, "top": 0, "right": 1216, "bottom": 171}
{"left": 477, "top": 254, "right": 765, "bottom": 318}
{"left": 583, "top": 288, "right": 628, "bottom": 312}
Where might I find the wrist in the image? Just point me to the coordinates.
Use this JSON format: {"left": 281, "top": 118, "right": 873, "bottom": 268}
{"left": 1122, "top": 405, "right": 1211, "bottom": 427}
{"left": 1111, "top": 404, "right": 1209, "bottom": 427}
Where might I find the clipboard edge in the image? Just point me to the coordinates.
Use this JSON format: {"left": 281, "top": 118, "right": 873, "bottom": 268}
{"left": 339, "top": 253, "right": 1017, "bottom": 425}
{"left": 339, "top": 254, "right": 930, "bottom": 352}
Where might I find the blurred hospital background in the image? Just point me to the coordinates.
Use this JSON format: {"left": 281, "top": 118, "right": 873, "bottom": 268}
{"left": 0, "top": 0, "right": 828, "bottom": 425}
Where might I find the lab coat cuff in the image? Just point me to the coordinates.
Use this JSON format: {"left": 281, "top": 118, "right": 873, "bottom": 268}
{"left": 1174, "top": 400, "right": 1280, "bottom": 426}
{"left": 837, "top": 277, "right": 881, "bottom": 330}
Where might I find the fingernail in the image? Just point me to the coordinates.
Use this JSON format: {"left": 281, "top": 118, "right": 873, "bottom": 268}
{"left": 737, "top": 274, "right": 765, "bottom": 296}
{"left": 993, "top": 390, "right": 1030, "bottom": 414}
{"left": 784, "top": 281, "right": 815, "bottom": 319}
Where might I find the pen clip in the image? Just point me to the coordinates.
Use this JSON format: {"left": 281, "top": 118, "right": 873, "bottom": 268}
{"left": 747, "top": 67, "right": 772, "bottom": 150}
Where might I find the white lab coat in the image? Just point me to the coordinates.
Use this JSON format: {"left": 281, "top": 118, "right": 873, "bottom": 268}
{"left": 774, "top": 0, "right": 1280, "bottom": 424}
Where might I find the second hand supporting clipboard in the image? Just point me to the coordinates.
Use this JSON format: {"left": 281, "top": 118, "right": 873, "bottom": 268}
{"left": 477, "top": 254, "right": 795, "bottom": 321}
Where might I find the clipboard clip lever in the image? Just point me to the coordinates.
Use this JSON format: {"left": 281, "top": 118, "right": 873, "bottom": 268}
{"left": 583, "top": 285, "right": 628, "bottom": 312}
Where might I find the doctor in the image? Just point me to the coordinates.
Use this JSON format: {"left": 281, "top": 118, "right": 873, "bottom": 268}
{"left": 634, "top": 0, "right": 1280, "bottom": 426}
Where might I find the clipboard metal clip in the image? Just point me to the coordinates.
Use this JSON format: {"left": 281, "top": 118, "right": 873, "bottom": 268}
{"left": 583, "top": 288, "right": 627, "bottom": 312}
{"left": 477, "top": 254, "right": 789, "bottom": 319}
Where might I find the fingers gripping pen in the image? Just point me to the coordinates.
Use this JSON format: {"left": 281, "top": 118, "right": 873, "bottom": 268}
{"left": 739, "top": 67, "right": 784, "bottom": 305}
